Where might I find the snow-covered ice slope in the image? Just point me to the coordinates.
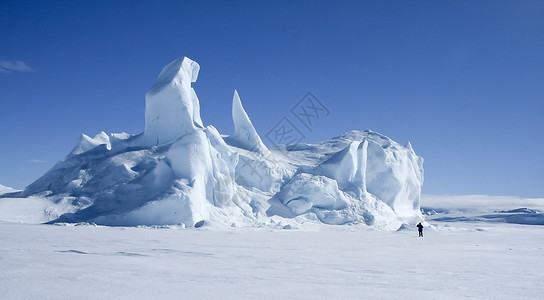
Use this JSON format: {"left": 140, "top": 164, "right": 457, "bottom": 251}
{"left": 0, "top": 57, "right": 424, "bottom": 229}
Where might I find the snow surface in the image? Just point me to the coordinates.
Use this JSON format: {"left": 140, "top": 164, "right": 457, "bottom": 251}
{"left": 1, "top": 197, "right": 543, "bottom": 300}
{"left": 0, "top": 57, "right": 424, "bottom": 229}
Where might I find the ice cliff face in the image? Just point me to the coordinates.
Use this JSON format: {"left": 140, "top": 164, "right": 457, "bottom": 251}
{"left": 15, "top": 57, "right": 424, "bottom": 229}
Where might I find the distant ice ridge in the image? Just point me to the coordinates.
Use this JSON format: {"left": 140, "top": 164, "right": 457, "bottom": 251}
{"left": 0, "top": 184, "right": 20, "bottom": 194}
{"left": 4, "top": 57, "right": 424, "bottom": 229}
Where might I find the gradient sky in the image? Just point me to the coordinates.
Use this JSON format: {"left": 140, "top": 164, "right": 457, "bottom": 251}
{"left": 1, "top": 0, "right": 543, "bottom": 197}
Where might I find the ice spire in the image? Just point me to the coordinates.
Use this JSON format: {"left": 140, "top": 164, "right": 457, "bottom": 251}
{"left": 225, "top": 90, "right": 268, "bottom": 152}
{"left": 143, "top": 57, "right": 204, "bottom": 146}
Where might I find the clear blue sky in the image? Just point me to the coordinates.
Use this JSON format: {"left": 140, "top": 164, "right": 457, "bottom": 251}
{"left": 1, "top": 0, "right": 543, "bottom": 197}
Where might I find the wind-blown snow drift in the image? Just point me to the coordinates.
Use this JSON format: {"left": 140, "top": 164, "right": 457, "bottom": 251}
{"left": 5, "top": 57, "right": 424, "bottom": 229}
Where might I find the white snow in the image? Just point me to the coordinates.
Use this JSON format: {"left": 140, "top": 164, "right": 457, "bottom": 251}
{"left": 1, "top": 199, "right": 543, "bottom": 300}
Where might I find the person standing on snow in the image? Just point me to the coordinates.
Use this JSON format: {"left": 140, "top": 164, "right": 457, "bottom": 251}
{"left": 417, "top": 222, "right": 424, "bottom": 237}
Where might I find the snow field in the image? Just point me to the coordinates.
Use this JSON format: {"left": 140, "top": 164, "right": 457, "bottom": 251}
{"left": 1, "top": 222, "right": 542, "bottom": 300}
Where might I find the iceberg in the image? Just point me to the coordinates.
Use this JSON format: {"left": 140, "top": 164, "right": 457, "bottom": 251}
{"left": 4, "top": 57, "right": 424, "bottom": 229}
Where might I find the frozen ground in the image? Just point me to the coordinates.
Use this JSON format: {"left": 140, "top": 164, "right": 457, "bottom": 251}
{"left": 1, "top": 195, "right": 543, "bottom": 300}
